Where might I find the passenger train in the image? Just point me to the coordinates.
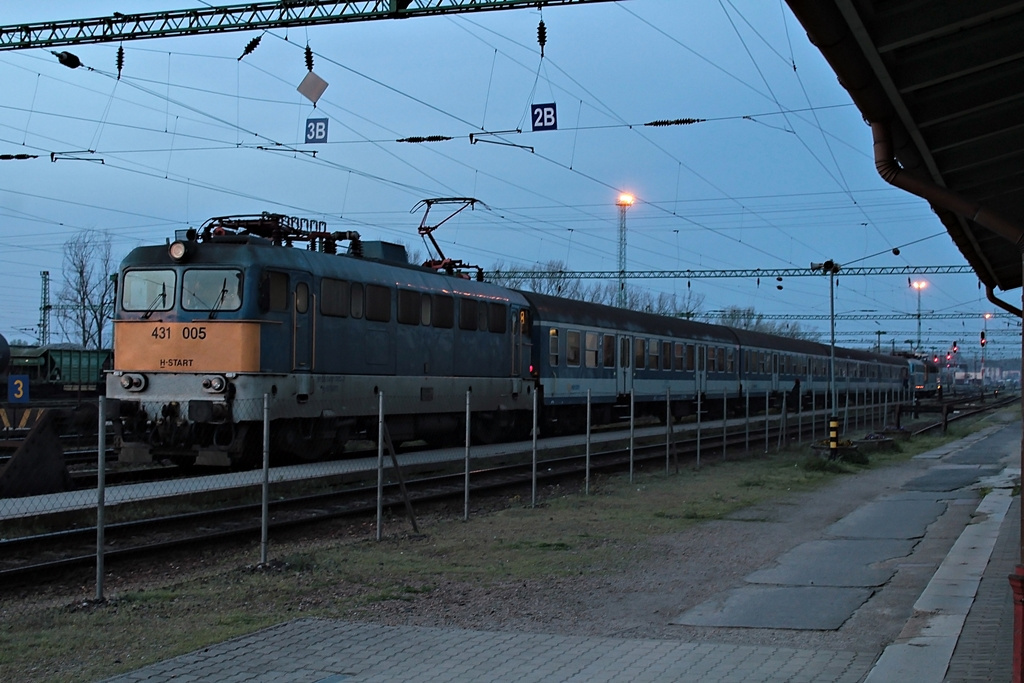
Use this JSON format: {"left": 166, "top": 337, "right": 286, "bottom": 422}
{"left": 106, "top": 212, "right": 926, "bottom": 468}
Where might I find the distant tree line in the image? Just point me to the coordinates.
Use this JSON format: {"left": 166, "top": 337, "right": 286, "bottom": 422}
{"left": 487, "top": 259, "right": 705, "bottom": 320}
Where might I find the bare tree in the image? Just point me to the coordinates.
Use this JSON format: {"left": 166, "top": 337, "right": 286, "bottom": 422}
{"left": 56, "top": 232, "right": 116, "bottom": 349}
{"left": 716, "top": 305, "right": 821, "bottom": 341}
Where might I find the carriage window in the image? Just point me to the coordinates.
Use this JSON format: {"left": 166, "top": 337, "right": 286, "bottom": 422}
{"left": 685, "top": 344, "right": 694, "bottom": 371}
{"left": 434, "top": 295, "right": 454, "bottom": 328}
{"left": 549, "top": 328, "right": 559, "bottom": 366}
{"left": 398, "top": 289, "right": 420, "bottom": 325}
{"left": 727, "top": 349, "right": 735, "bottom": 372}
{"left": 674, "top": 343, "right": 684, "bottom": 371}
{"left": 321, "top": 278, "right": 350, "bottom": 317}
{"left": 566, "top": 330, "right": 581, "bottom": 366}
{"left": 350, "top": 283, "right": 364, "bottom": 319}
{"left": 421, "top": 295, "right": 432, "bottom": 326}
{"left": 603, "top": 335, "right": 616, "bottom": 368}
{"left": 488, "top": 302, "right": 507, "bottom": 333}
{"left": 662, "top": 342, "right": 672, "bottom": 371}
{"left": 459, "top": 298, "right": 478, "bottom": 331}
{"left": 718, "top": 348, "right": 725, "bottom": 372}
{"left": 294, "top": 282, "right": 308, "bottom": 314}
{"left": 634, "top": 338, "right": 646, "bottom": 369}
{"left": 366, "top": 284, "right": 390, "bottom": 322}
{"left": 707, "top": 347, "right": 717, "bottom": 373}
{"left": 648, "top": 339, "right": 659, "bottom": 370}
{"left": 122, "top": 269, "right": 176, "bottom": 312}
{"left": 182, "top": 268, "right": 243, "bottom": 312}
{"left": 586, "top": 332, "right": 600, "bottom": 368}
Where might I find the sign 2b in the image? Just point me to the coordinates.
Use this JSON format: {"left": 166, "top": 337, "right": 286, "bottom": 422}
{"left": 531, "top": 103, "right": 557, "bottom": 131}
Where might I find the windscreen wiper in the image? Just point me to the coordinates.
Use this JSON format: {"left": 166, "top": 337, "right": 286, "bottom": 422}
{"left": 141, "top": 282, "right": 166, "bottom": 320}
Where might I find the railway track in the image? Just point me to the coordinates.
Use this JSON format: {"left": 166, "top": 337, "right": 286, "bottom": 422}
{"left": 0, "top": 394, "right": 1016, "bottom": 586}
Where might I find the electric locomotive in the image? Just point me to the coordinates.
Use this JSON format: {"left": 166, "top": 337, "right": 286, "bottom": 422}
{"left": 107, "top": 213, "right": 535, "bottom": 467}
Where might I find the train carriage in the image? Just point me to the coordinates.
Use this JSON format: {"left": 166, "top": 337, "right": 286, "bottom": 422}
{"left": 106, "top": 212, "right": 916, "bottom": 468}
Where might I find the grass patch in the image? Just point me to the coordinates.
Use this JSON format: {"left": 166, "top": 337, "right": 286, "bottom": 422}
{"left": 0, "top": 406, "right": 1012, "bottom": 682}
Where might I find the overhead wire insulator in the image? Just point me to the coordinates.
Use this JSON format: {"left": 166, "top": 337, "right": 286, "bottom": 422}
{"left": 51, "top": 50, "right": 82, "bottom": 69}
{"left": 537, "top": 20, "right": 547, "bottom": 58}
{"left": 644, "top": 118, "right": 707, "bottom": 127}
{"left": 116, "top": 45, "right": 124, "bottom": 80}
{"left": 238, "top": 35, "right": 261, "bottom": 61}
{"left": 305, "top": 45, "right": 314, "bottom": 72}
{"left": 397, "top": 135, "right": 453, "bottom": 143}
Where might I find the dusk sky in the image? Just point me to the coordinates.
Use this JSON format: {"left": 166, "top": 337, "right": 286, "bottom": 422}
{"left": 0, "top": 1, "right": 1012, "bottom": 360}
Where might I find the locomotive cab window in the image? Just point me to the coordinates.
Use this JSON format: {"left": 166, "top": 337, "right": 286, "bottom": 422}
{"left": 122, "top": 269, "right": 176, "bottom": 312}
{"left": 182, "top": 269, "right": 242, "bottom": 312}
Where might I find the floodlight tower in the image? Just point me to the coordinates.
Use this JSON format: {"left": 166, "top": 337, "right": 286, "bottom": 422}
{"left": 911, "top": 280, "right": 927, "bottom": 351}
{"left": 616, "top": 193, "right": 633, "bottom": 308}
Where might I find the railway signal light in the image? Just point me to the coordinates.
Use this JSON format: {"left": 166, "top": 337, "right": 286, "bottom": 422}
{"left": 980, "top": 331, "right": 987, "bottom": 347}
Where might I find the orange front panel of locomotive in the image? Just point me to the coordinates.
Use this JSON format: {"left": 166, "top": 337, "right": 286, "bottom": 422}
{"left": 114, "top": 321, "right": 260, "bottom": 372}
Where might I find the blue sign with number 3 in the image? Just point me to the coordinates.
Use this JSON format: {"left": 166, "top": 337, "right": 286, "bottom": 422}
{"left": 8, "top": 375, "right": 28, "bottom": 403}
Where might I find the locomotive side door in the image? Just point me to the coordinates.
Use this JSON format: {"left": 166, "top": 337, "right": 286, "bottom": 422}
{"left": 617, "top": 335, "right": 632, "bottom": 395}
{"left": 292, "top": 273, "right": 314, "bottom": 371}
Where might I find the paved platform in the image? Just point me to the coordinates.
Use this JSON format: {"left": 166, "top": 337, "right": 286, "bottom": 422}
{"left": 104, "top": 422, "right": 1022, "bottom": 683}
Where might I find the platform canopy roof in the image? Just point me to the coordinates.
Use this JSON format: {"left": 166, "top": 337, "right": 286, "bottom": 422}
{"left": 786, "top": 0, "right": 1024, "bottom": 300}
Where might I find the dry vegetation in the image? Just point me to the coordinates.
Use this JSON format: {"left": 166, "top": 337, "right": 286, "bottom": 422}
{"left": 0, "top": 414, "right": 1005, "bottom": 683}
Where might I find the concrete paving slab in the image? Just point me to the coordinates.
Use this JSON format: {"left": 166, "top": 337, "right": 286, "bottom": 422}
{"left": 824, "top": 499, "right": 945, "bottom": 539}
{"left": 672, "top": 585, "right": 873, "bottom": 630}
{"left": 902, "top": 465, "right": 1002, "bottom": 492}
{"left": 746, "top": 538, "right": 915, "bottom": 587}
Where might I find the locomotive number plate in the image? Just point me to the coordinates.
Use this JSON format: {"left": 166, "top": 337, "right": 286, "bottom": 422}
{"left": 114, "top": 321, "right": 260, "bottom": 372}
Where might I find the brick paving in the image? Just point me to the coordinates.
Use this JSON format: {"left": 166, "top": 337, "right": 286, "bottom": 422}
{"left": 943, "top": 495, "right": 1018, "bottom": 683}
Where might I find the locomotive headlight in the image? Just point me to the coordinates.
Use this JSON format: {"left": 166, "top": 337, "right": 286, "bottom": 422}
{"left": 119, "top": 373, "right": 147, "bottom": 392}
{"left": 201, "top": 375, "right": 227, "bottom": 393}
{"left": 168, "top": 240, "right": 192, "bottom": 262}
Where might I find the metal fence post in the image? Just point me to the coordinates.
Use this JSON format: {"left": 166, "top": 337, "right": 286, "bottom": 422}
{"left": 744, "top": 389, "right": 750, "bottom": 455}
{"left": 665, "top": 389, "right": 671, "bottom": 474}
{"left": 629, "top": 390, "right": 635, "bottom": 483}
{"left": 376, "top": 391, "right": 384, "bottom": 541}
{"left": 696, "top": 389, "right": 702, "bottom": 468}
{"left": 722, "top": 388, "right": 728, "bottom": 461}
{"left": 586, "top": 389, "right": 592, "bottom": 494}
{"left": 261, "top": 393, "right": 270, "bottom": 565}
{"left": 764, "top": 390, "right": 770, "bottom": 454}
{"left": 464, "top": 389, "right": 471, "bottom": 522}
{"left": 95, "top": 396, "right": 106, "bottom": 602}
{"left": 531, "top": 386, "right": 538, "bottom": 508}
